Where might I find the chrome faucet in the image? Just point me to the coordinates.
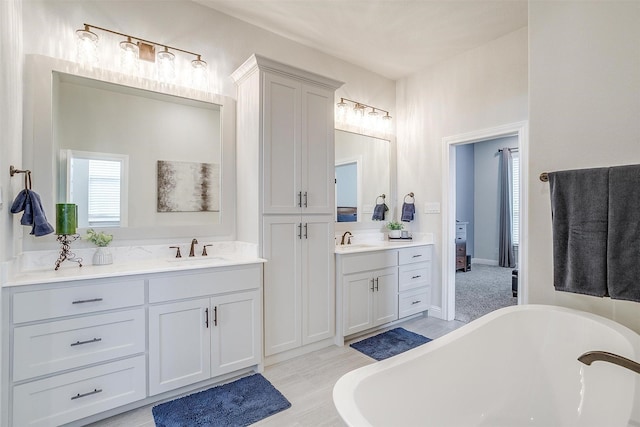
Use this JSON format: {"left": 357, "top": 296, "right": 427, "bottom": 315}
{"left": 189, "top": 238, "right": 198, "bottom": 257}
{"left": 340, "top": 231, "right": 353, "bottom": 245}
{"left": 578, "top": 351, "right": 640, "bottom": 375}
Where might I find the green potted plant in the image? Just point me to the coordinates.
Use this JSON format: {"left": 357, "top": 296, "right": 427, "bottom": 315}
{"left": 386, "top": 221, "right": 404, "bottom": 238}
{"left": 85, "top": 228, "right": 114, "bottom": 265}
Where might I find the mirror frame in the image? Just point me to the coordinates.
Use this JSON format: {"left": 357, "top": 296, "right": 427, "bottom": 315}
{"left": 22, "top": 55, "right": 236, "bottom": 249}
{"left": 334, "top": 128, "right": 397, "bottom": 233}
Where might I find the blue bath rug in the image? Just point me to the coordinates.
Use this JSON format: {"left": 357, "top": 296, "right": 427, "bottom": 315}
{"left": 152, "top": 374, "right": 291, "bottom": 427}
{"left": 350, "top": 327, "right": 432, "bottom": 361}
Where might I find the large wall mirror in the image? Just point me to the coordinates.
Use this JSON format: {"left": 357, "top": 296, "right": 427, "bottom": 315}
{"left": 23, "top": 55, "right": 235, "bottom": 249}
{"left": 335, "top": 130, "right": 393, "bottom": 228}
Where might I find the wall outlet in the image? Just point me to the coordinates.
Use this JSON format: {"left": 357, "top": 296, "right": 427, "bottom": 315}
{"left": 424, "top": 202, "right": 440, "bottom": 214}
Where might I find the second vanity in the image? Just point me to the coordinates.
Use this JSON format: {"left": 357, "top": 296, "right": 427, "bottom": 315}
{"left": 1, "top": 248, "right": 264, "bottom": 427}
{"left": 335, "top": 241, "right": 433, "bottom": 345}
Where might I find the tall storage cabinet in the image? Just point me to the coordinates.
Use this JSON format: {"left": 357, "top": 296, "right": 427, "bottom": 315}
{"left": 232, "top": 55, "right": 343, "bottom": 363}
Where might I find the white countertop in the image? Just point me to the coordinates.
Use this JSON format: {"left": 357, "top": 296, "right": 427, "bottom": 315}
{"left": 334, "top": 239, "right": 433, "bottom": 255}
{"left": 5, "top": 256, "right": 266, "bottom": 287}
{"left": 3, "top": 241, "right": 264, "bottom": 288}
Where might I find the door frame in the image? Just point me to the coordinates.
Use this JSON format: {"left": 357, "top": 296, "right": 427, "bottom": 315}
{"left": 441, "top": 121, "right": 529, "bottom": 321}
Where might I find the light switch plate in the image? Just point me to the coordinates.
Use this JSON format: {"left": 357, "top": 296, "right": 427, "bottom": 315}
{"left": 424, "top": 202, "right": 440, "bottom": 214}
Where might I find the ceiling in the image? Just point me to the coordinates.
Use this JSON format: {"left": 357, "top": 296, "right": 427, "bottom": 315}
{"left": 195, "top": 0, "right": 528, "bottom": 80}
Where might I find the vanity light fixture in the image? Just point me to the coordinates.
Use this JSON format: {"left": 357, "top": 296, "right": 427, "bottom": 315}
{"left": 75, "top": 23, "right": 208, "bottom": 88}
{"left": 335, "top": 98, "right": 392, "bottom": 134}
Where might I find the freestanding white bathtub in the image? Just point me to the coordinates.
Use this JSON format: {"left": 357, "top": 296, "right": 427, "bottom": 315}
{"left": 334, "top": 305, "right": 640, "bottom": 427}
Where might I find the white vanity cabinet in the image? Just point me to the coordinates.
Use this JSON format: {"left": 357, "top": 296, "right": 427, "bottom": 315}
{"left": 233, "top": 55, "right": 343, "bottom": 362}
{"left": 5, "top": 279, "right": 146, "bottom": 427}
{"left": 148, "top": 266, "right": 262, "bottom": 396}
{"left": 342, "top": 267, "right": 398, "bottom": 336}
{"left": 336, "top": 244, "right": 433, "bottom": 342}
{"left": 3, "top": 262, "right": 264, "bottom": 427}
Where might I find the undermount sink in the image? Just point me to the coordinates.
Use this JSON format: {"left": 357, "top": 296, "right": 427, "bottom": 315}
{"left": 336, "top": 244, "right": 376, "bottom": 251}
{"left": 167, "top": 256, "right": 228, "bottom": 263}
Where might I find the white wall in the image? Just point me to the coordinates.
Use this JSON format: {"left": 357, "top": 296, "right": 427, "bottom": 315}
{"left": 396, "top": 27, "right": 528, "bottom": 314}
{"left": 473, "top": 136, "right": 518, "bottom": 262}
{"left": 528, "top": 1, "right": 640, "bottom": 333}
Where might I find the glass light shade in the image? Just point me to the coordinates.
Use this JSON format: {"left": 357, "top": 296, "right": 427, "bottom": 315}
{"left": 76, "top": 28, "right": 99, "bottom": 66}
{"left": 157, "top": 48, "right": 176, "bottom": 82}
{"left": 119, "top": 39, "right": 139, "bottom": 74}
{"left": 335, "top": 100, "right": 348, "bottom": 123}
{"left": 191, "top": 58, "right": 209, "bottom": 90}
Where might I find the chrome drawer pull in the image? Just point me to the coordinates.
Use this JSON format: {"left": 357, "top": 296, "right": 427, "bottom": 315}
{"left": 412, "top": 254, "right": 422, "bottom": 258}
{"left": 411, "top": 275, "right": 422, "bottom": 279}
{"left": 70, "top": 338, "right": 102, "bottom": 347}
{"left": 72, "top": 298, "right": 103, "bottom": 305}
{"left": 71, "top": 388, "right": 102, "bottom": 400}
{"left": 411, "top": 300, "right": 422, "bottom": 305}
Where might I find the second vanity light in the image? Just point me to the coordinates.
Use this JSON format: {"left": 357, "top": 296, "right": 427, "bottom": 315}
{"left": 335, "top": 98, "right": 392, "bottom": 134}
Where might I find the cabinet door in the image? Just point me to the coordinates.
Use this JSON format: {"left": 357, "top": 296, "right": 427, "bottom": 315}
{"left": 372, "top": 268, "right": 399, "bottom": 326}
{"left": 301, "top": 83, "right": 335, "bottom": 214}
{"left": 211, "top": 290, "right": 261, "bottom": 376}
{"left": 263, "top": 72, "right": 302, "bottom": 214}
{"left": 148, "top": 298, "right": 211, "bottom": 395}
{"left": 343, "top": 271, "right": 374, "bottom": 336}
{"left": 263, "top": 216, "right": 302, "bottom": 356}
{"left": 301, "top": 216, "right": 335, "bottom": 345}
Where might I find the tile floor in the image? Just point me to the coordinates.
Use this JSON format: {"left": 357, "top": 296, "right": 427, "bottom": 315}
{"left": 87, "top": 315, "right": 464, "bottom": 427}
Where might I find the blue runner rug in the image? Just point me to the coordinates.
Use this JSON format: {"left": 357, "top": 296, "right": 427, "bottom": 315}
{"left": 152, "top": 374, "right": 291, "bottom": 427}
{"left": 350, "top": 327, "right": 432, "bottom": 361}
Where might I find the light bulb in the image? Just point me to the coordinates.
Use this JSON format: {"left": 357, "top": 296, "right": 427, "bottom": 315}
{"left": 119, "top": 37, "right": 139, "bottom": 74}
{"left": 191, "top": 56, "right": 209, "bottom": 90}
{"left": 335, "top": 99, "right": 347, "bottom": 124}
{"left": 157, "top": 47, "right": 176, "bottom": 83}
{"left": 76, "top": 26, "right": 99, "bottom": 66}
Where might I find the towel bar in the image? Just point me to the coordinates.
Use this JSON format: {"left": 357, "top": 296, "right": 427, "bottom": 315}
{"left": 539, "top": 172, "right": 549, "bottom": 182}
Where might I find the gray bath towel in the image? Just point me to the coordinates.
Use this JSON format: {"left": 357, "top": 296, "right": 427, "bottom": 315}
{"left": 607, "top": 165, "right": 640, "bottom": 302}
{"left": 549, "top": 168, "right": 609, "bottom": 297}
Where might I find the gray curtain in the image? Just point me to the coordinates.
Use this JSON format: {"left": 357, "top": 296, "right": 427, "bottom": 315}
{"left": 498, "top": 148, "right": 516, "bottom": 268}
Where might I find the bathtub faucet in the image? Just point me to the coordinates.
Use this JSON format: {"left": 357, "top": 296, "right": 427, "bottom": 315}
{"left": 578, "top": 351, "right": 640, "bottom": 375}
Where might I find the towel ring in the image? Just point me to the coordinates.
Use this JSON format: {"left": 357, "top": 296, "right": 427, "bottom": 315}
{"left": 376, "top": 194, "right": 386, "bottom": 204}
{"left": 404, "top": 192, "right": 415, "bottom": 203}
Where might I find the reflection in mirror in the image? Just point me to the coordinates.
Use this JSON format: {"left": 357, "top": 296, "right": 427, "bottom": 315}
{"left": 336, "top": 161, "right": 359, "bottom": 222}
{"left": 64, "top": 150, "right": 129, "bottom": 228}
{"left": 55, "top": 72, "right": 221, "bottom": 229}
{"left": 335, "top": 130, "right": 390, "bottom": 224}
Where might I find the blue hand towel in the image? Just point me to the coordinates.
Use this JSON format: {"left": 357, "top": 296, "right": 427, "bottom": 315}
{"left": 372, "top": 203, "right": 388, "bottom": 221}
{"left": 11, "top": 189, "right": 55, "bottom": 237}
{"left": 401, "top": 202, "right": 415, "bottom": 222}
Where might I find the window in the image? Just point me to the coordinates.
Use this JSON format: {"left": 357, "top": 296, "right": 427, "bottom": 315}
{"left": 66, "top": 150, "right": 128, "bottom": 228}
{"left": 511, "top": 152, "right": 520, "bottom": 245}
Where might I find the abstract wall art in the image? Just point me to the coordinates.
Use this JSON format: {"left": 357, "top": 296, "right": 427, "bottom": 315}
{"left": 157, "top": 160, "right": 220, "bottom": 212}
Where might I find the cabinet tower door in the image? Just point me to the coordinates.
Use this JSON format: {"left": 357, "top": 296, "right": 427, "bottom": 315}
{"left": 302, "top": 216, "right": 335, "bottom": 345}
{"left": 263, "top": 216, "right": 302, "bottom": 356}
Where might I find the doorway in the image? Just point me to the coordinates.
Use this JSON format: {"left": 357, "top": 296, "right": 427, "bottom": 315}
{"left": 454, "top": 137, "right": 519, "bottom": 322}
{"left": 441, "top": 122, "right": 529, "bottom": 321}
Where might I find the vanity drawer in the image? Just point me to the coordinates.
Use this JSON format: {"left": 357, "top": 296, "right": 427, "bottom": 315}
{"left": 12, "top": 280, "right": 145, "bottom": 324}
{"left": 13, "top": 308, "right": 145, "bottom": 381}
{"left": 398, "top": 263, "right": 431, "bottom": 292}
{"left": 340, "top": 250, "right": 398, "bottom": 275}
{"left": 13, "top": 355, "right": 146, "bottom": 427}
{"left": 398, "top": 245, "right": 431, "bottom": 265}
{"left": 399, "top": 287, "right": 431, "bottom": 318}
{"left": 149, "top": 264, "right": 262, "bottom": 303}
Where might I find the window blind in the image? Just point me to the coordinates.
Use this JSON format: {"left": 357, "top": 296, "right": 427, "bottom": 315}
{"left": 511, "top": 153, "right": 520, "bottom": 246}
{"left": 88, "top": 159, "right": 121, "bottom": 225}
